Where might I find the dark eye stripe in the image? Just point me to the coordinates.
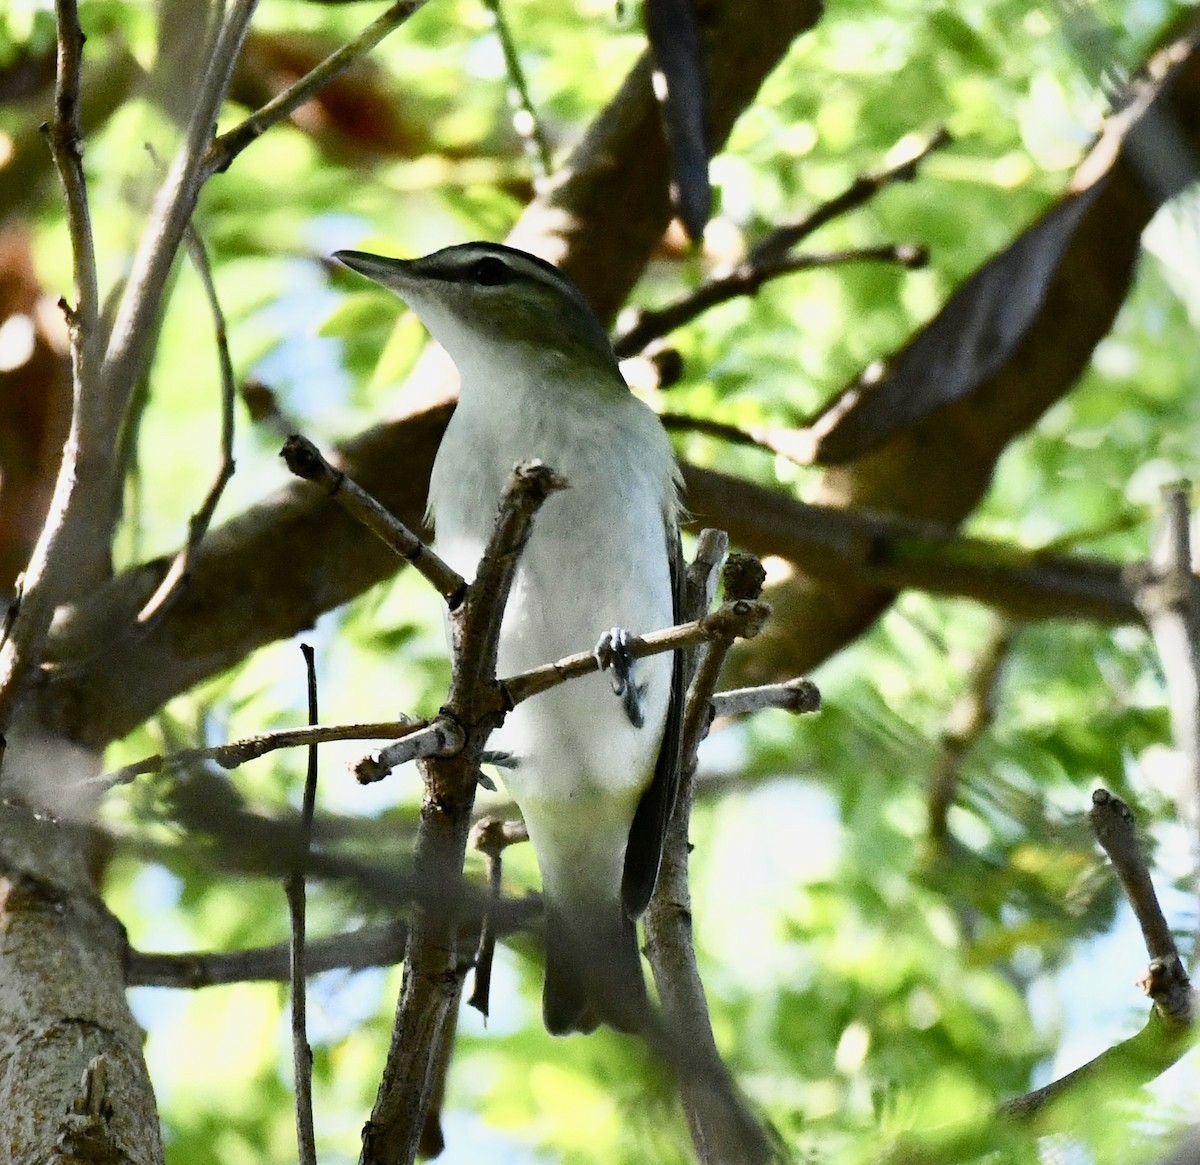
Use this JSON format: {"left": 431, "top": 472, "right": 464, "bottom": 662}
{"left": 470, "top": 256, "right": 512, "bottom": 286}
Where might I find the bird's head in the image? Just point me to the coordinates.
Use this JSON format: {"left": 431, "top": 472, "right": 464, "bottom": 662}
{"left": 334, "top": 242, "right": 620, "bottom": 385}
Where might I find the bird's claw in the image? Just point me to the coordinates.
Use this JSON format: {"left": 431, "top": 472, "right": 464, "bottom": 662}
{"left": 595, "top": 627, "right": 645, "bottom": 728}
{"left": 476, "top": 750, "right": 517, "bottom": 792}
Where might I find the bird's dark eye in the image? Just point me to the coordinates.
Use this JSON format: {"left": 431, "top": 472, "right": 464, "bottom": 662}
{"left": 469, "top": 256, "right": 512, "bottom": 286}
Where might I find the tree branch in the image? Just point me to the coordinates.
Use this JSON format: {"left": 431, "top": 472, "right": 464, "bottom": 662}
{"left": 0, "top": 0, "right": 105, "bottom": 748}
{"left": 1000, "top": 788, "right": 1194, "bottom": 1123}
{"left": 46, "top": 0, "right": 99, "bottom": 348}
{"left": 285, "top": 644, "right": 320, "bottom": 1165}
{"left": 281, "top": 434, "right": 465, "bottom": 604}
{"left": 91, "top": 719, "right": 416, "bottom": 790}
{"left": 645, "top": 533, "right": 779, "bottom": 1165}
{"left": 614, "top": 242, "right": 927, "bottom": 359}
{"left": 135, "top": 220, "right": 238, "bottom": 625}
{"left": 204, "top": 0, "right": 428, "bottom": 176}
{"left": 1129, "top": 483, "right": 1200, "bottom": 964}
{"left": 926, "top": 621, "right": 1018, "bottom": 847}
{"left": 102, "top": 0, "right": 257, "bottom": 424}
{"left": 361, "top": 462, "right": 563, "bottom": 1165}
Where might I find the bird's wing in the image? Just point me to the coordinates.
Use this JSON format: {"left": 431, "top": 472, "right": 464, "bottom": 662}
{"left": 620, "top": 518, "right": 686, "bottom": 918}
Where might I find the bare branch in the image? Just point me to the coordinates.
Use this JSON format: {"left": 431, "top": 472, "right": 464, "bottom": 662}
{"left": 281, "top": 434, "right": 465, "bottom": 605}
{"left": 645, "top": 540, "right": 779, "bottom": 1165}
{"left": 362, "top": 462, "right": 563, "bottom": 1165}
{"left": 466, "top": 817, "right": 529, "bottom": 1019}
{"left": 4, "top": 3, "right": 262, "bottom": 728}
{"left": 46, "top": 0, "right": 99, "bottom": 348}
{"left": 0, "top": 0, "right": 112, "bottom": 749}
{"left": 1090, "top": 788, "right": 1192, "bottom": 1022}
{"left": 91, "top": 719, "right": 414, "bottom": 790}
{"left": 661, "top": 412, "right": 818, "bottom": 466}
{"left": 711, "top": 677, "right": 820, "bottom": 718}
{"left": 127, "top": 893, "right": 542, "bottom": 989}
{"left": 501, "top": 598, "right": 771, "bottom": 708}
{"left": 136, "top": 220, "right": 238, "bottom": 625}
{"left": 927, "top": 621, "right": 1018, "bottom": 847}
{"left": 128, "top": 921, "right": 412, "bottom": 988}
{"left": 481, "top": 0, "right": 552, "bottom": 179}
{"left": 285, "top": 644, "right": 320, "bottom": 1165}
{"left": 1001, "top": 789, "right": 1195, "bottom": 1124}
{"left": 1000, "top": 966, "right": 1194, "bottom": 1124}
{"left": 102, "top": 0, "right": 258, "bottom": 419}
{"left": 1129, "top": 483, "right": 1200, "bottom": 965}
{"left": 748, "top": 127, "right": 952, "bottom": 264}
{"left": 614, "top": 243, "right": 927, "bottom": 359}
{"left": 352, "top": 719, "right": 467, "bottom": 784}
{"left": 204, "top": 0, "right": 429, "bottom": 176}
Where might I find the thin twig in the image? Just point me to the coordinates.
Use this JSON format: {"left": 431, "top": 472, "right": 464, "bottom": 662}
{"left": 352, "top": 719, "right": 467, "bottom": 784}
{"left": 501, "top": 598, "right": 771, "bottom": 708}
{"left": 748, "top": 126, "right": 952, "bottom": 264}
{"left": 614, "top": 243, "right": 927, "bottom": 358}
{"left": 1129, "top": 483, "right": 1200, "bottom": 967}
{"left": 711, "top": 677, "right": 821, "bottom": 719}
{"left": 285, "top": 644, "right": 320, "bottom": 1165}
{"left": 612, "top": 127, "right": 949, "bottom": 360}
{"left": 204, "top": 0, "right": 429, "bottom": 176}
{"left": 660, "top": 412, "right": 818, "bottom": 466}
{"left": 927, "top": 621, "right": 1018, "bottom": 847}
{"left": 46, "top": 0, "right": 99, "bottom": 349}
{"left": 1001, "top": 788, "right": 1195, "bottom": 1124}
{"left": 137, "top": 219, "right": 237, "bottom": 624}
{"left": 281, "top": 435, "right": 465, "bottom": 605}
{"left": 1089, "top": 788, "right": 1191, "bottom": 1019}
{"left": 466, "top": 817, "right": 529, "bottom": 1018}
{"left": 89, "top": 719, "right": 416, "bottom": 790}
{"left": 481, "top": 0, "right": 552, "bottom": 179}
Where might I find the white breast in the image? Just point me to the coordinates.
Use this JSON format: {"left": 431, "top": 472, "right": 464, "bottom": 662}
{"left": 427, "top": 373, "right": 678, "bottom": 806}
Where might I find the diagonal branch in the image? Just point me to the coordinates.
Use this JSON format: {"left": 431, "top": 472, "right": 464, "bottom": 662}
{"left": 614, "top": 243, "right": 926, "bottom": 359}
{"left": 136, "top": 219, "right": 238, "bottom": 625}
{"left": 1000, "top": 789, "right": 1194, "bottom": 1124}
{"left": 102, "top": 0, "right": 258, "bottom": 421}
{"left": 204, "top": 0, "right": 428, "bottom": 176}
{"left": 45, "top": 0, "right": 99, "bottom": 351}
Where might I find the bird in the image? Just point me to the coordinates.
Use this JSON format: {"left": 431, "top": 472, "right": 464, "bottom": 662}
{"left": 335, "top": 241, "right": 683, "bottom": 1035}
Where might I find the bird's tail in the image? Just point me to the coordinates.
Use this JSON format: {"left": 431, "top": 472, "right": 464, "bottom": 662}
{"left": 542, "top": 897, "right": 649, "bottom": 1036}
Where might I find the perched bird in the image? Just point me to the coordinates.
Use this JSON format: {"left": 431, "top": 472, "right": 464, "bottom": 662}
{"left": 335, "top": 241, "right": 683, "bottom": 1034}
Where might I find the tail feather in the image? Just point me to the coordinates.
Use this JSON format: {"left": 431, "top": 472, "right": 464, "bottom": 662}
{"left": 542, "top": 901, "right": 648, "bottom": 1036}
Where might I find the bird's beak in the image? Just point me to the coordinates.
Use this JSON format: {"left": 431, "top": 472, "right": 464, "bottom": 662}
{"left": 333, "top": 250, "right": 415, "bottom": 291}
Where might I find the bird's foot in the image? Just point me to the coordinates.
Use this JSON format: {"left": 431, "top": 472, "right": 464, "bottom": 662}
{"left": 476, "top": 750, "right": 517, "bottom": 792}
{"left": 594, "top": 627, "right": 646, "bottom": 728}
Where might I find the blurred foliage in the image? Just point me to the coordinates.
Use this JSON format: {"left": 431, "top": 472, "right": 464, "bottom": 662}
{"left": 5, "top": 0, "right": 1200, "bottom": 1161}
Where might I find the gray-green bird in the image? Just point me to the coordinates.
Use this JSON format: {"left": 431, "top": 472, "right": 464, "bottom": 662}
{"left": 335, "top": 241, "right": 683, "bottom": 1034}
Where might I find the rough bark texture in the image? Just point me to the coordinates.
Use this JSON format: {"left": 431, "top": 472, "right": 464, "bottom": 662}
{"left": 0, "top": 798, "right": 162, "bottom": 1164}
